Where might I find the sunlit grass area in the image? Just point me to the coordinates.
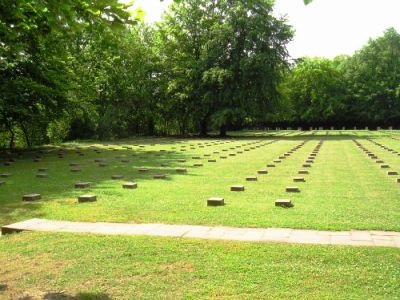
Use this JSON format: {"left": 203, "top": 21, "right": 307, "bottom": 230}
{"left": 0, "top": 131, "right": 399, "bottom": 231}
{"left": 0, "top": 232, "right": 399, "bottom": 299}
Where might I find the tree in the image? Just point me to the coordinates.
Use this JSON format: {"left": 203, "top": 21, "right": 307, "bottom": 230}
{"left": 159, "top": 0, "right": 293, "bottom": 136}
{"left": 0, "top": 0, "right": 134, "bottom": 148}
{"left": 280, "top": 57, "right": 347, "bottom": 126}
{"left": 344, "top": 28, "right": 400, "bottom": 126}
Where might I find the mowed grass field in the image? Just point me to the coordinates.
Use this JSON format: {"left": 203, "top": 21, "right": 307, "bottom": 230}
{"left": 0, "top": 130, "right": 399, "bottom": 231}
{"left": 0, "top": 130, "right": 399, "bottom": 299}
{"left": 0, "top": 232, "right": 399, "bottom": 299}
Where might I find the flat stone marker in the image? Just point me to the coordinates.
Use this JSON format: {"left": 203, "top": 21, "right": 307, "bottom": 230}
{"left": 275, "top": 199, "right": 293, "bottom": 208}
{"left": 293, "top": 177, "right": 305, "bottom": 182}
{"left": 193, "top": 163, "right": 203, "bottom": 167}
{"left": 138, "top": 168, "right": 149, "bottom": 173}
{"left": 207, "top": 197, "right": 224, "bottom": 206}
{"left": 121, "top": 159, "right": 130, "bottom": 163}
{"left": 298, "top": 170, "right": 309, "bottom": 174}
{"left": 78, "top": 195, "right": 97, "bottom": 203}
{"left": 99, "top": 163, "right": 108, "bottom": 167}
{"left": 161, "top": 163, "right": 169, "bottom": 167}
{"left": 38, "top": 168, "right": 48, "bottom": 172}
{"left": 0, "top": 173, "right": 11, "bottom": 178}
{"left": 192, "top": 156, "right": 201, "bottom": 159}
{"left": 0, "top": 181, "right": 5, "bottom": 186}
{"left": 310, "top": 153, "right": 317, "bottom": 157}
{"left": 376, "top": 160, "right": 384, "bottom": 163}
{"left": 176, "top": 168, "right": 187, "bottom": 173}
{"left": 69, "top": 163, "right": 79, "bottom": 167}
{"left": 387, "top": 171, "right": 398, "bottom": 175}
{"left": 302, "top": 164, "right": 311, "bottom": 168}
{"left": 123, "top": 182, "right": 138, "bottom": 189}
{"left": 286, "top": 186, "right": 300, "bottom": 193}
{"left": 257, "top": 169, "right": 268, "bottom": 174}
{"left": 279, "top": 156, "right": 286, "bottom": 159}
{"left": 70, "top": 168, "right": 81, "bottom": 172}
{"left": 230, "top": 185, "right": 245, "bottom": 192}
{"left": 267, "top": 164, "right": 275, "bottom": 168}
{"left": 22, "top": 194, "right": 41, "bottom": 201}
{"left": 153, "top": 174, "right": 166, "bottom": 179}
{"left": 397, "top": 178, "right": 400, "bottom": 183}
{"left": 177, "top": 159, "right": 186, "bottom": 163}
{"left": 208, "top": 159, "right": 217, "bottom": 162}
{"left": 111, "top": 175, "right": 124, "bottom": 180}
{"left": 381, "top": 164, "right": 390, "bottom": 169}
{"left": 246, "top": 176, "right": 257, "bottom": 181}
{"left": 305, "top": 160, "right": 314, "bottom": 163}
{"left": 273, "top": 160, "right": 282, "bottom": 163}
{"left": 229, "top": 153, "right": 236, "bottom": 156}
{"left": 75, "top": 182, "right": 90, "bottom": 189}
{"left": 36, "top": 173, "right": 48, "bottom": 178}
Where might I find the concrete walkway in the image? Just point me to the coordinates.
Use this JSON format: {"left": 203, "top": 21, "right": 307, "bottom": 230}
{"left": 2, "top": 219, "right": 400, "bottom": 248}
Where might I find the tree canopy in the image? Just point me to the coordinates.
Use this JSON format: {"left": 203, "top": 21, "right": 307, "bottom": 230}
{"left": 0, "top": 0, "right": 399, "bottom": 149}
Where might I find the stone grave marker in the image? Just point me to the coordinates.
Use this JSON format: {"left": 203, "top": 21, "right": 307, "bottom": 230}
{"left": 111, "top": 175, "right": 124, "bottom": 179}
{"left": 208, "top": 159, "right": 217, "bottom": 162}
{"left": 36, "top": 173, "right": 48, "bottom": 178}
{"left": 286, "top": 186, "right": 300, "bottom": 193}
{"left": 123, "top": 182, "right": 138, "bottom": 189}
{"left": 78, "top": 195, "right": 97, "bottom": 203}
{"left": 75, "top": 182, "right": 90, "bottom": 189}
{"left": 293, "top": 177, "right": 305, "bottom": 182}
{"left": 22, "top": 194, "right": 41, "bottom": 201}
{"left": 257, "top": 169, "right": 268, "bottom": 174}
{"left": 267, "top": 164, "right": 275, "bottom": 168}
{"left": 275, "top": 199, "right": 293, "bottom": 208}
{"left": 207, "top": 197, "right": 224, "bottom": 206}
{"left": 230, "top": 185, "right": 245, "bottom": 192}
{"left": 298, "top": 170, "right": 309, "bottom": 174}
{"left": 387, "top": 171, "right": 398, "bottom": 175}
{"left": 153, "top": 174, "right": 166, "bottom": 179}
{"left": 176, "top": 168, "right": 187, "bottom": 173}
{"left": 246, "top": 176, "right": 257, "bottom": 181}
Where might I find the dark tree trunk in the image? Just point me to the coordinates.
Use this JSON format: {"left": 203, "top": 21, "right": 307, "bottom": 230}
{"left": 219, "top": 124, "right": 227, "bottom": 137}
{"left": 199, "top": 118, "right": 208, "bottom": 136}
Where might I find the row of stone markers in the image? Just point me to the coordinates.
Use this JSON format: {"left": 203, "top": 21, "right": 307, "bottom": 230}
{"left": 367, "top": 139, "right": 400, "bottom": 157}
{"left": 275, "top": 140, "right": 324, "bottom": 208}
{"left": 207, "top": 141, "right": 305, "bottom": 206}
{"left": 353, "top": 140, "right": 399, "bottom": 184}
{"left": 18, "top": 139, "right": 275, "bottom": 204}
{"left": 75, "top": 139, "right": 277, "bottom": 204}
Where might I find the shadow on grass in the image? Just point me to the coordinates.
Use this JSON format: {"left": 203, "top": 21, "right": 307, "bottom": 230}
{"left": 17, "top": 292, "right": 112, "bottom": 300}
{"left": 0, "top": 139, "right": 246, "bottom": 226}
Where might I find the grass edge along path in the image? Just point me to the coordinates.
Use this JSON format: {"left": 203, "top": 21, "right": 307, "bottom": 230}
{"left": 0, "top": 231, "right": 399, "bottom": 299}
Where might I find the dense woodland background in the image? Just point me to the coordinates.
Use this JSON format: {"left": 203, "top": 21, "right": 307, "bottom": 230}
{"left": 1, "top": 0, "right": 400, "bottom": 149}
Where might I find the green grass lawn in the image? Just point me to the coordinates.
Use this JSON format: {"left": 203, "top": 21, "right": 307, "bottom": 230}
{"left": 0, "top": 231, "right": 399, "bottom": 299}
{"left": 0, "top": 131, "right": 399, "bottom": 231}
{"left": 1, "top": 131, "right": 399, "bottom": 299}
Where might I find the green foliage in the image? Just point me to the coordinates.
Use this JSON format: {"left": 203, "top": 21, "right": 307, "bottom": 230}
{"left": 281, "top": 28, "right": 400, "bottom": 127}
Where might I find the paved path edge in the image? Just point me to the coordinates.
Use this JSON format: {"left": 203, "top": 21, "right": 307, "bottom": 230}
{"left": 2, "top": 219, "right": 400, "bottom": 248}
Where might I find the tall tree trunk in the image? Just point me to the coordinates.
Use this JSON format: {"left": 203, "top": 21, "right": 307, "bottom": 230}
{"left": 219, "top": 124, "right": 227, "bottom": 137}
{"left": 199, "top": 118, "right": 208, "bottom": 136}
